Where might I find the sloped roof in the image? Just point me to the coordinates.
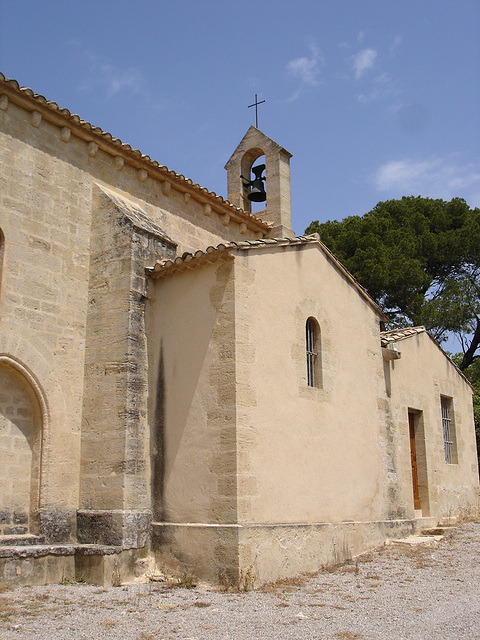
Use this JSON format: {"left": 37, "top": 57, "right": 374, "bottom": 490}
{"left": 148, "top": 234, "right": 388, "bottom": 320}
{"left": 0, "top": 73, "right": 269, "bottom": 232}
{"left": 97, "top": 185, "right": 177, "bottom": 245}
{"left": 380, "top": 326, "right": 427, "bottom": 346}
{"left": 381, "top": 326, "right": 473, "bottom": 389}
{"left": 224, "top": 125, "right": 292, "bottom": 169}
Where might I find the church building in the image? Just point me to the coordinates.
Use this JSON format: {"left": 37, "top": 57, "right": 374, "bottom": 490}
{"left": 0, "top": 73, "right": 478, "bottom": 587}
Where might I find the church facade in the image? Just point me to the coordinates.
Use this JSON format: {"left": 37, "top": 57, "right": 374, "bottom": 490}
{"left": 0, "top": 73, "right": 478, "bottom": 587}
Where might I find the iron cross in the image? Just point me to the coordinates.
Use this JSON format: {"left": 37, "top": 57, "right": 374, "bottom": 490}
{"left": 248, "top": 94, "right": 266, "bottom": 128}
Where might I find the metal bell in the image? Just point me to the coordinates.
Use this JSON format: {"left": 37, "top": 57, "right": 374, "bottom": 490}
{"left": 242, "top": 164, "right": 267, "bottom": 203}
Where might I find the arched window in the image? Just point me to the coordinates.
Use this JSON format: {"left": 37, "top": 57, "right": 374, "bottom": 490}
{"left": 306, "top": 317, "right": 321, "bottom": 388}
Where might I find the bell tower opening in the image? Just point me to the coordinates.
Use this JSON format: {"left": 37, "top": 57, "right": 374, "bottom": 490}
{"left": 241, "top": 151, "right": 266, "bottom": 214}
{"left": 225, "top": 126, "right": 294, "bottom": 238}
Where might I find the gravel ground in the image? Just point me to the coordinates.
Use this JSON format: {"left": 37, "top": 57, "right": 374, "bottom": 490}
{"left": 1, "top": 522, "right": 480, "bottom": 640}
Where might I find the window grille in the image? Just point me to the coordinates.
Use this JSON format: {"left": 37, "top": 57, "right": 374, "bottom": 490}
{"left": 306, "top": 318, "right": 317, "bottom": 388}
{"left": 441, "top": 396, "right": 454, "bottom": 464}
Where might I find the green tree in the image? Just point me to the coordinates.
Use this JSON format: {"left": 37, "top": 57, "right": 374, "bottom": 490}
{"left": 306, "top": 196, "right": 480, "bottom": 371}
{"left": 453, "top": 355, "right": 480, "bottom": 469}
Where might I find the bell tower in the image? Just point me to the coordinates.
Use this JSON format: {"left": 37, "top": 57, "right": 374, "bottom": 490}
{"left": 224, "top": 126, "right": 294, "bottom": 238}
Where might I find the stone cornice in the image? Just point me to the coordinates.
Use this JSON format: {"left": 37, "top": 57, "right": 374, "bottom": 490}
{"left": 0, "top": 73, "right": 271, "bottom": 235}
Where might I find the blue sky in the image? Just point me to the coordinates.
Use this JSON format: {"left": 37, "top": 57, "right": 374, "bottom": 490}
{"left": 1, "top": 0, "right": 479, "bottom": 235}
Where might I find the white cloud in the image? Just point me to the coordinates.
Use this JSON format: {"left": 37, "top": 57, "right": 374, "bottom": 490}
{"left": 102, "top": 65, "right": 143, "bottom": 98}
{"left": 286, "top": 43, "right": 324, "bottom": 101}
{"left": 389, "top": 35, "right": 402, "bottom": 54}
{"left": 356, "top": 73, "right": 398, "bottom": 103}
{"left": 351, "top": 48, "right": 377, "bottom": 80}
{"left": 373, "top": 157, "right": 480, "bottom": 206}
{"left": 71, "top": 42, "right": 144, "bottom": 98}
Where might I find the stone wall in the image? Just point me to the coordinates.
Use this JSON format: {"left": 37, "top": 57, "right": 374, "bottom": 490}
{"left": 0, "top": 77, "right": 265, "bottom": 551}
{"left": 0, "top": 100, "right": 92, "bottom": 541}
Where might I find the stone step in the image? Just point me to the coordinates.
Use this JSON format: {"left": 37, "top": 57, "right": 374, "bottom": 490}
{"left": 0, "top": 542, "right": 122, "bottom": 564}
{"left": 0, "top": 534, "right": 46, "bottom": 546}
{"left": 421, "top": 526, "right": 455, "bottom": 537}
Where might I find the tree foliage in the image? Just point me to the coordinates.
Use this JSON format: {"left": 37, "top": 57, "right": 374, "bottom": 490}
{"left": 453, "top": 355, "right": 480, "bottom": 467}
{"left": 306, "top": 196, "right": 480, "bottom": 370}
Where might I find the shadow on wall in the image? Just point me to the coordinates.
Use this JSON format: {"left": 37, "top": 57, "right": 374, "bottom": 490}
{"left": 152, "top": 342, "right": 165, "bottom": 522}
{"left": 148, "top": 262, "right": 234, "bottom": 524}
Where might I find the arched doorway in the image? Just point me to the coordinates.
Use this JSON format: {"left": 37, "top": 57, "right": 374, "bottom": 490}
{"left": 0, "top": 362, "right": 43, "bottom": 536}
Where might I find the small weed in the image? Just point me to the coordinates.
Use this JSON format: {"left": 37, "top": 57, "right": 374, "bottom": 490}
{"left": 334, "top": 632, "right": 363, "bottom": 640}
{"left": 239, "top": 565, "right": 256, "bottom": 591}
{"left": 178, "top": 572, "right": 196, "bottom": 589}
{"left": 219, "top": 569, "right": 231, "bottom": 591}
{"left": 194, "top": 601, "right": 211, "bottom": 608}
{"left": 112, "top": 559, "right": 121, "bottom": 587}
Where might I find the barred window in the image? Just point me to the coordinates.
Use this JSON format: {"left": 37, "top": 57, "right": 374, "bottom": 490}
{"left": 306, "top": 317, "right": 321, "bottom": 388}
{"left": 441, "top": 396, "right": 457, "bottom": 464}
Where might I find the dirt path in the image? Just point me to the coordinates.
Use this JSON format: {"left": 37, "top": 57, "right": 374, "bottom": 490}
{"left": 1, "top": 521, "right": 480, "bottom": 640}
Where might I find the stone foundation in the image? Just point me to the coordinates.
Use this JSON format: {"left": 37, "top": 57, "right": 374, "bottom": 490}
{"left": 0, "top": 543, "right": 149, "bottom": 587}
{"left": 76, "top": 509, "right": 151, "bottom": 548}
{"left": 152, "top": 517, "right": 437, "bottom": 588}
{"left": 0, "top": 544, "right": 76, "bottom": 587}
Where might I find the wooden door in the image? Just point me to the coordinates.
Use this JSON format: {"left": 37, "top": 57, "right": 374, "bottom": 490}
{"left": 409, "top": 412, "right": 421, "bottom": 510}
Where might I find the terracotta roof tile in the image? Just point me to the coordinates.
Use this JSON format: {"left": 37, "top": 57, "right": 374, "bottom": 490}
{"left": 148, "top": 235, "right": 319, "bottom": 276}
{"left": 148, "top": 233, "right": 387, "bottom": 321}
{"left": 380, "top": 326, "right": 426, "bottom": 346}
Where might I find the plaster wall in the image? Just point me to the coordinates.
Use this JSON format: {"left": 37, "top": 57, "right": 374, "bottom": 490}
{"left": 385, "top": 334, "right": 479, "bottom": 521}
{"left": 232, "top": 244, "right": 386, "bottom": 525}
{"left": 147, "top": 260, "right": 237, "bottom": 525}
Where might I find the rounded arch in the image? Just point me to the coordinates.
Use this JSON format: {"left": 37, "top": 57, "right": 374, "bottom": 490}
{"left": 0, "top": 356, "right": 46, "bottom": 534}
{"left": 0, "top": 355, "right": 49, "bottom": 426}
{"left": 0, "top": 333, "right": 70, "bottom": 517}
{"left": 0, "top": 332, "right": 66, "bottom": 427}
{"left": 241, "top": 146, "right": 265, "bottom": 178}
